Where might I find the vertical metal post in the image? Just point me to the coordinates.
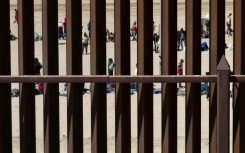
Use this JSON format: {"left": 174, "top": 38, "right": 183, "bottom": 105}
{"left": 209, "top": 0, "right": 225, "bottom": 152}
{"left": 137, "top": 0, "right": 153, "bottom": 152}
{"left": 42, "top": 0, "right": 60, "bottom": 152}
{"left": 0, "top": 0, "right": 12, "bottom": 152}
{"left": 233, "top": 0, "right": 245, "bottom": 152}
{"left": 161, "top": 0, "right": 177, "bottom": 152}
{"left": 90, "top": 0, "right": 107, "bottom": 152}
{"left": 185, "top": 0, "right": 201, "bottom": 153}
{"left": 115, "top": 0, "right": 131, "bottom": 152}
{"left": 18, "top": 0, "right": 36, "bottom": 152}
{"left": 66, "top": 0, "right": 83, "bottom": 152}
{"left": 217, "top": 56, "right": 230, "bottom": 153}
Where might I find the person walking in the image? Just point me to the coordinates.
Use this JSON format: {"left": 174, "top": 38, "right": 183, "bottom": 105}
{"left": 13, "top": 9, "right": 18, "bottom": 23}
{"left": 58, "top": 20, "right": 64, "bottom": 39}
{"left": 177, "top": 59, "right": 184, "bottom": 88}
{"left": 131, "top": 21, "right": 137, "bottom": 41}
{"left": 82, "top": 32, "right": 89, "bottom": 54}
{"left": 226, "top": 13, "right": 232, "bottom": 37}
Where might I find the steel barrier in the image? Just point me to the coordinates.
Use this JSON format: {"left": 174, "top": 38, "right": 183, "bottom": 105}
{"left": 0, "top": 0, "right": 244, "bottom": 153}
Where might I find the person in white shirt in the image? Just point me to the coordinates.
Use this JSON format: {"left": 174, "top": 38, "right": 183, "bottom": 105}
{"left": 58, "top": 20, "right": 64, "bottom": 39}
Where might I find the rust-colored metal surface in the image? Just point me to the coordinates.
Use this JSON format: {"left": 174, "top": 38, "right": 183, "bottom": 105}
{"left": 0, "top": 75, "right": 217, "bottom": 83}
{"left": 161, "top": 0, "right": 177, "bottom": 152}
{"left": 217, "top": 56, "right": 230, "bottom": 153}
{"left": 0, "top": 1, "right": 243, "bottom": 152}
{"left": 231, "top": 76, "right": 245, "bottom": 82}
{"left": 42, "top": 0, "right": 60, "bottom": 152}
{"left": 209, "top": 0, "right": 225, "bottom": 152}
{"left": 137, "top": 0, "right": 153, "bottom": 152}
{"left": 18, "top": 0, "right": 36, "bottom": 152}
{"left": 0, "top": 0, "right": 12, "bottom": 152}
{"left": 185, "top": 0, "right": 201, "bottom": 152}
{"left": 115, "top": 0, "right": 131, "bottom": 152}
{"left": 233, "top": 0, "right": 245, "bottom": 152}
{"left": 90, "top": 0, "right": 107, "bottom": 152}
{"left": 66, "top": 0, "right": 83, "bottom": 152}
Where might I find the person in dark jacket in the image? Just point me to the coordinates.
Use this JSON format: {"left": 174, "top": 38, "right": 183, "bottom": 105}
{"left": 108, "top": 58, "right": 115, "bottom": 75}
{"left": 34, "top": 58, "right": 43, "bottom": 75}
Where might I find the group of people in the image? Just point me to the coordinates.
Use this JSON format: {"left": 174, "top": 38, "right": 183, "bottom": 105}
{"left": 130, "top": 21, "right": 158, "bottom": 41}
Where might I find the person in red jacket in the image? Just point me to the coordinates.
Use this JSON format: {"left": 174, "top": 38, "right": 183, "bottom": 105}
{"left": 177, "top": 59, "right": 184, "bottom": 88}
{"left": 13, "top": 9, "right": 18, "bottom": 23}
{"left": 131, "top": 21, "right": 137, "bottom": 41}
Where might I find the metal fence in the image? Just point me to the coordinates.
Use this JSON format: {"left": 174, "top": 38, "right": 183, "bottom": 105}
{"left": 0, "top": 0, "right": 245, "bottom": 153}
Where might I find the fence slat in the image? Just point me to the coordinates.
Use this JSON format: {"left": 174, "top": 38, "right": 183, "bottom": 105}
{"left": 66, "top": 0, "right": 83, "bottom": 152}
{"left": 18, "top": 0, "right": 36, "bottom": 152}
{"left": 90, "top": 0, "right": 107, "bottom": 152}
{"left": 115, "top": 0, "right": 131, "bottom": 152}
{"left": 137, "top": 0, "right": 153, "bottom": 152}
{"left": 0, "top": 0, "right": 12, "bottom": 152}
{"left": 185, "top": 0, "right": 201, "bottom": 153}
{"left": 161, "top": 0, "right": 177, "bottom": 152}
{"left": 209, "top": 0, "right": 225, "bottom": 152}
{"left": 42, "top": 0, "right": 60, "bottom": 152}
{"left": 233, "top": 0, "right": 245, "bottom": 152}
{"left": 217, "top": 56, "right": 230, "bottom": 153}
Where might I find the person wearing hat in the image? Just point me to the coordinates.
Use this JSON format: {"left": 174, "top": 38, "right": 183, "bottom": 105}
{"left": 226, "top": 13, "right": 232, "bottom": 37}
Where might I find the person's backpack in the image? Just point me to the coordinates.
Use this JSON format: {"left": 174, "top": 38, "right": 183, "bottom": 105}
{"left": 201, "top": 42, "right": 209, "bottom": 51}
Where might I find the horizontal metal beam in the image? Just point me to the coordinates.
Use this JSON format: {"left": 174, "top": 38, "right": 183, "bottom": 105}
{"left": 0, "top": 75, "right": 217, "bottom": 83}
{"left": 231, "top": 76, "right": 245, "bottom": 82}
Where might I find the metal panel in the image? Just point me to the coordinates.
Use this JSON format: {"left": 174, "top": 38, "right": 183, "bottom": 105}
{"left": 217, "top": 56, "right": 230, "bottom": 153}
{"left": 42, "top": 0, "right": 60, "bottom": 152}
{"left": 137, "top": 0, "right": 153, "bottom": 152}
{"left": 18, "top": 0, "right": 36, "bottom": 152}
{"left": 161, "top": 0, "right": 177, "bottom": 152}
{"left": 66, "top": 0, "right": 83, "bottom": 152}
{"left": 209, "top": 0, "right": 225, "bottom": 152}
{"left": 114, "top": 0, "right": 131, "bottom": 152}
{"left": 185, "top": 0, "right": 201, "bottom": 153}
{"left": 0, "top": 0, "right": 12, "bottom": 152}
{"left": 90, "top": 0, "right": 107, "bottom": 152}
{"left": 0, "top": 75, "right": 218, "bottom": 83}
{"left": 233, "top": 0, "right": 245, "bottom": 152}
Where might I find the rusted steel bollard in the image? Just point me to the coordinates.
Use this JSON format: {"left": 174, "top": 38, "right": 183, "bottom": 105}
{"left": 217, "top": 55, "right": 230, "bottom": 153}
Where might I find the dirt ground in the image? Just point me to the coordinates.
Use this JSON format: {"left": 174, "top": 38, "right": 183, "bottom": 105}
{"left": 9, "top": 0, "right": 234, "bottom": 152}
